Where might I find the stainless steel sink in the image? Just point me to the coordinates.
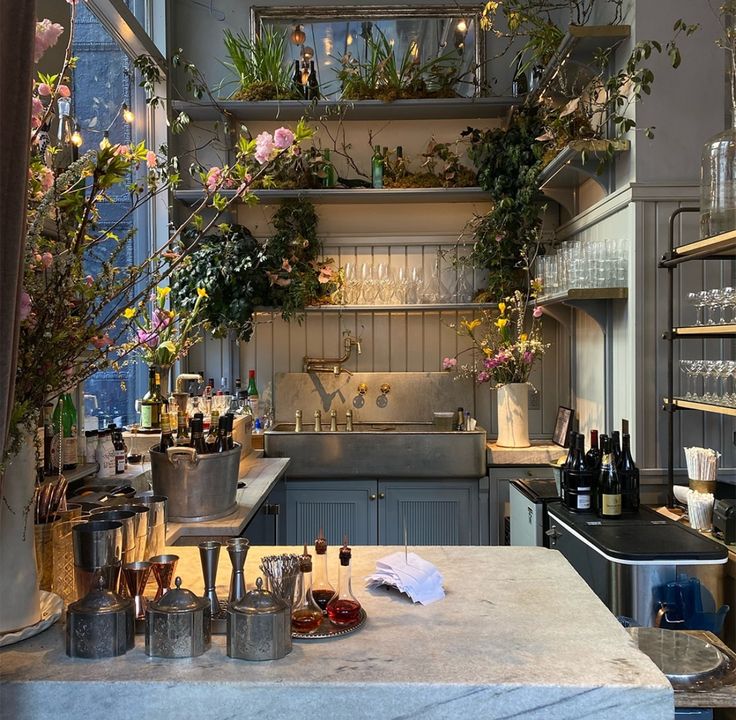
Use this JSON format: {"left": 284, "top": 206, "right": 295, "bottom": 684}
{"left": 264, "top": 422, "right": 487, "bottom": 478}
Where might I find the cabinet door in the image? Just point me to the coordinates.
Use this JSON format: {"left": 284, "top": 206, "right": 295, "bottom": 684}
{"left": 244, "top": 479, "right": 286, "bottom": 546}
{"left": 379, "top": 480, "right": 480, "bottom": 546}
{"left": 285, "top": 480, "right": 377, "bottom": 546}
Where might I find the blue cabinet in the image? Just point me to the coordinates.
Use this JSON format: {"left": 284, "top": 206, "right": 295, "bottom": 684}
{"left": 285, "top": 478, "right": 487, "bottom": 546}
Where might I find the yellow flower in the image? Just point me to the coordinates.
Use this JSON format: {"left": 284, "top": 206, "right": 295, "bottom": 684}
{"left": 156, "top": 286, "right": 171, "bottom": 298}
{"left": 498, "top": 302, "right": 506, "bottom": 314}
{"left": 495, "top": 318, "right": 509, "bottom": 329}
{"left": 461, "top": 319, "right": 482, "bottom": 332}
{"left": 159, "top": 340, "right": 176, "bottom": 354}
{"left": 482, "top": 347, "right": 493, "bottom": 356}
{"left": 197, "top": 287, "right": 208, "bottom": 298}
{"left": 122, "top": 308, "right": 135, "bottom": 319}
{"left": 520, "top": 333, "right": 528, "bottom": 342}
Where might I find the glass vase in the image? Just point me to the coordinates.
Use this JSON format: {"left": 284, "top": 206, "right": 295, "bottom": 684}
{"left": 700, "top": 124, "right": 736, "bottom": 239}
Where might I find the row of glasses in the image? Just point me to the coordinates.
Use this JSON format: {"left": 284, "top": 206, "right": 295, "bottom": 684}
{"left": 686, "top": 287, "right": 736, "bottom": 326}
{"left": 680, "top": 360, "right": 736, "bottom": 406}
{"left": 535, "top": 236, "right": 627, "bottom": 298}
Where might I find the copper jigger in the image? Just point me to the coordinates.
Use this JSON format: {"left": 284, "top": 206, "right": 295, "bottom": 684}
{"left": 150, "top": 554, "right": 179, "bottom": 602}
{"left": 123, "top": 561, "right": 152, "bottom": 618}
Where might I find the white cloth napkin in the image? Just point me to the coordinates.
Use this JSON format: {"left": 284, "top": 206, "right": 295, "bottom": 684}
{"left": 365, "top": 551, "right": 445, "bottom": 605}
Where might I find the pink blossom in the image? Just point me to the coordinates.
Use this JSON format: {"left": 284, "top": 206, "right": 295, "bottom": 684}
{"left": 41, "top": 251, "right": 53, "bottom": 268}
{"left": 136, "top": 328, "right": 159, "bottom": 348}
{"left": 476, "top": 370, "right": 491, "bottom": 383}
{"left": 145, "top": 150, "right": 157, "bottom": 168}
{"left": 442, "top": 357, "right": 457, "bottom": 370}
{"left": 38, "top": 167, "right": 54, "bottom": 192}
{"left": 37, "top": 83, "right": 52, "bottom": 96}
{"left": 32, "top": 97, "right": 43, "bottom": 117}
{"left": 31, "top": 116, "right": 41, "bottom": 129}
{"left": 273, "top": 127, "right": 295, "bottom": 149}
{"left": 85, "top": 275, "right": 94, "bottom": 286}
{"left": 91, "top": 335, "right": 112, "bottom": 350}
{"left": 254, "top": 131, "right": 275, "bottom": 165}
{"left": 153, "top": 308, "right": 172, "bottom": 331}
{"left": 34, "top": 19, "right": 64, "bottom": 63}
{"left": 57, "top": 84, "right": 71, "bottom": 98}
{"left": 113, "top": 144, "right": 129, "bottom": 156}
{"left": 19, "top": 291, "right": 32, "bottom": 321}
{"left": 205, "top": 166, "right": 222, "bottom": 192}
{"left": 318, "top": 265, "right": 333, "bottom": 284}
{"left": 533, "top": 305, "right": 543, "bottom": 318}
{"left": 523, "top": 350, "right": 534, "bottom": 364}
{"left": 281, "top": 259, "right": 292, "bottom": 273}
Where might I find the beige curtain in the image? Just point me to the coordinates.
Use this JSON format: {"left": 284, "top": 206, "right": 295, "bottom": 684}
{"left": 0, "top": 0, "right": 36, "bottom": 459}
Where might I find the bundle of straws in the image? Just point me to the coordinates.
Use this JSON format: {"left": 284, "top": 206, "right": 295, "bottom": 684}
{"left": 686, "top": 488, "right": 715, "bottom": 531}
{"left": 683, "top": 446, "right": 720, "bottom": 481}
{"left": 260, "top": 553, "right": 300, "bottom": 606}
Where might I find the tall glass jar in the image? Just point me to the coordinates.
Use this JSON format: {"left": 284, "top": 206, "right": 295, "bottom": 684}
{"left": 700, "top": 125, "right": 736, "bottom": 238}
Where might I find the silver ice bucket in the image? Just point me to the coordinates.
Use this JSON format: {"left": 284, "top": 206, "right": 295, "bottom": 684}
{"left": 149, "top": 444, "right": 241, "bottom": 522}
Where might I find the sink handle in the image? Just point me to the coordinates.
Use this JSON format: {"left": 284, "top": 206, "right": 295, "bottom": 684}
{"left": 380, "top": 383, "right": 391, "bottom": 395}
{"left": 357, "top": 383, "right": 368, "bottom": 396}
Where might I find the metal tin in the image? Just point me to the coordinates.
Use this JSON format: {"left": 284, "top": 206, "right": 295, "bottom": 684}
{"left": 66, "top": 576, "right": 134, "bottom": 658}
{"left": 226, "top": 577, "right": 292, "bottom": 661}
{"left": 145, "top": 577, "right": 211, "bottom": 658}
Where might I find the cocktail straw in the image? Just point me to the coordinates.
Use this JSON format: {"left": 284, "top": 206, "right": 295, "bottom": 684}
{"left": 683, "top": 447, "right": 720, "bottom": 481}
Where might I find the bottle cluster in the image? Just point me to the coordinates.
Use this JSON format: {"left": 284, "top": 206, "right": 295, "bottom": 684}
{"left": 561, "top": 425, "right": 640, "bottom": 518}
{"left": 159, "top": 410, "right": 235, "bottom": 455}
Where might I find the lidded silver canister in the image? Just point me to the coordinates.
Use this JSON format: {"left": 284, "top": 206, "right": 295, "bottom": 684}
{"left": 66, "top": 576, "right": 135, "bottom": 658}
{"left": 227, "top": 577, "right": 292, "bottom": 661}
{"left": 145, "top": 577, "right": 211, "bottom": 658}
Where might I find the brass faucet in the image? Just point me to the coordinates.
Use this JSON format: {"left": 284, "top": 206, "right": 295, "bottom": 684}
{"left": 303, "top": 332, "right": 362, "bottom": 375}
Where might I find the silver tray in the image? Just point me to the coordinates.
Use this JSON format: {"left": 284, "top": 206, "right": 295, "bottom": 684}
{"left": 292, "top": 608, "right": 367, "bottom": 640}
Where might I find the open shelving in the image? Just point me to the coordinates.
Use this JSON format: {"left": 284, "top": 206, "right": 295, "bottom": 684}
{"left": 300, "top": 303, "right": 494, "bottom": 313}
{"left": 661, "top": 227, "right": 736, "bottom": 266}
{"left": 536, "top": 287, "right": 627, "bottom": 307}
{"left": 663, "top": 398, "right": 736, "bottom": 418}
{"left": 667, "top": 324, "right": 736, "bottom": 339}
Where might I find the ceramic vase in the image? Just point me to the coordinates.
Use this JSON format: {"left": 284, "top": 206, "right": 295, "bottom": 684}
{"left": 0, "top": 432, "right": 41, "bottom": 632}
{"left": 496, "top": 383, "right": 531, "bottom": 448}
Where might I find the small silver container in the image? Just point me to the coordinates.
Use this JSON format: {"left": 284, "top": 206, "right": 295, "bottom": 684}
{"left": 66, "top": 576, "right": 134, "bottom": 658}
{"left": 145, "top": 577, "right": 211, "bottom": 658}
{"left": 227, "top": 577, "right": 292, "bottom": 661}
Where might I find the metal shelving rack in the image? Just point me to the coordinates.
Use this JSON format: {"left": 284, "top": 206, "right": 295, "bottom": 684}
{"left": 660, "top": 208, "right": 736, "bottom": 506}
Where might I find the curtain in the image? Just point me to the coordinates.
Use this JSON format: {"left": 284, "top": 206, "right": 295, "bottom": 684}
{"left": 0, "top": 0, "right": 36, "bottom": 460}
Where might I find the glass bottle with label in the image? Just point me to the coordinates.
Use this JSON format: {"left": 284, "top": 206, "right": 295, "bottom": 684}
{"left": 109, "top": 424, "right": 126, "bottom": 474}
{"left": 326, "top": 540, "right": 362, "bottom": 626}
{"left": 291, "top": 544, "right": 324, "bottom": 633}
{"left": 307, "top": 60, "right": 320, "bottom": 100}
{"left": 140, "top": 368, "right": 164, "bottom": 430}
{"left": 158, "top": 415, "right": 174, "bottom": 452}
{"left": 311, "top": 533, "right": 335, "bottom": 611}
{"left": 619, "top": 432, "right": 640, "bottom": 512}
{"left": 190, "top": 416, "right": 207, "bottom": 454}
{"left": 322, "top": 148, "right": 337, "bottom": 188}
{"left": 216, "top": 414, "right": 228, "bottom": 452}
{"left": 52, "top": 392, "right": 78, "bottom": 470}
{"left": 175, "top": 411, "right": 190, "bottom": 446}
{"left": 96, "top": 430, "right": 116, "bottom": 477}
{"left": 224, "top": 413, "right": 235, "bottom": 451}
{"left": 597, "top": 436, "right": 622, "bottom": 518}
{"left": 371, "top": 145, "right": 384, "bottom": 188}
{"left": 206, "top": 410, "right": 219, "bottom": 453}
{"left": 246, "top": 370, "right": 259, "bottom": 420}
{"left": 567, "top": 434, "right": 593, "bottom": 512}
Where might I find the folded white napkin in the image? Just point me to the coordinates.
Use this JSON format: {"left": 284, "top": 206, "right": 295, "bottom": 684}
{"left": 365, "top": 551, "right": 445, "bottom": 605}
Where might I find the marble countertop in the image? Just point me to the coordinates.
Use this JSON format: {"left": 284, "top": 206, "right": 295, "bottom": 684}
{"left": 0, "top": 545, "right": 672, "bottom": 720}
{"left": 166, "top": 455, "right": 289, "bottom": 543}
{"left": 487, "top": 441, "right": 565, "bottom": 466}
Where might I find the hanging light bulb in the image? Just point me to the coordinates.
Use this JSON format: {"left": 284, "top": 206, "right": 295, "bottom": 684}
{"left": 456, "top": 19, "right": 468, "bottom": 33}
{"left": 346, "top": 33, "right": 353, "bottom": 46}
{"left": 290, "top": 24, "right": 306, "bottom": 46}
{"left": 99, "top": 131, "right": 111, "bottom": 150}
{"left": 70, "top": 123, "right": 83, "bottom": 147}
{"left": 300, "top": 45, "right": 314, "bottom": 61}
{"left": 122, "top": 103, "right": 134, "bottom": 123}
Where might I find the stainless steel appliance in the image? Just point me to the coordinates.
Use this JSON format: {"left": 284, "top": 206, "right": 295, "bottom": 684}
{"left": 509, "top": 478, "right": 559, "bottom": 547}
{"left": 546, "top": 503, "right": 729, "bottom": 629}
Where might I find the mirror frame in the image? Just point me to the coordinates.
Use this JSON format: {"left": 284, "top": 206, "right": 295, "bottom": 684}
{"left": 250, "top": 4, "right": 486, "bottom": 94}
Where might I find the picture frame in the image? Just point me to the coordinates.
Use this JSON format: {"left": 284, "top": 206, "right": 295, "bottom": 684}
{"left": 552, "top": 406, "right": 573, "bottom": 447}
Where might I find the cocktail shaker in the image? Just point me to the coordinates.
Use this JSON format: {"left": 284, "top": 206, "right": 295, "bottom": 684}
{"left": 199, "top": 540, "right": 222, "bottom": 617}
{"left": 227, "top": 538, "right": 250, "bottom": 604}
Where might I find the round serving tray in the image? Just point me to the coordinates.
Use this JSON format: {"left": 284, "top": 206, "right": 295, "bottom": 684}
{"left": 292, "top": 608, "right": 367, "bottom": 640}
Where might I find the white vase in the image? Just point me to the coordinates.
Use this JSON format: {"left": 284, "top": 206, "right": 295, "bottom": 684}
{"left": 496, "top": 383, "right": 531, "bottom": 448}
{"left": 0, "top": 434, "right": 41, "bottom": 633}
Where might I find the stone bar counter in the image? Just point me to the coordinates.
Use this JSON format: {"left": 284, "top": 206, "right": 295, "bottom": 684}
{"left": 0, "top": 546, "right": 673, "bottom": 720}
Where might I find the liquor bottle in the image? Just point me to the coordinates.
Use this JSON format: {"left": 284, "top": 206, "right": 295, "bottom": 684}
{"left": 584, "top": 429, "right": 602, "bottom": 474}
{"left": 159, "top": 415, "right": 175, "bottom": 453}
{"left": 109, "top": 424, "right": 126, "bottom": 474}
{"left": 567, "top": 434, "right": 593, "bottom": 512}
{"left": 140, "top": 367, "right": 163, "bottom": 430}
{"left": 246, "top": 370, "right": 259, "bottom": 420}
{"left": 598, "top": 436, "right": 622, "bottom": 519}
{"left": 326, "top": 540, "right": 362, "bottom": 626}
{"left": 190, "top": 415, "right": 207, "bottom": 454}
{"left": 206, "top": 410, "right": 219, "bottom": 453}
{"left": 307, "top": 60, "right": 319, "bottom": 100}
{"left": 512, "top": 53, "right": 528, "bottom": 97}
{"left": 395, "top": 145, "right": 406, "bottom": 179}
{"left": 311, "top": 532, "right": 335, "bottom": 611}
{"left": 175, "top": 410, "right": 190, "bottom": 446}
{"left": 292, "top": 60, "right": 304, "bottom": 98}
{"left": 371, "top": 145, "right": 384, "bottom": 188}
{"left": 619, "top": 433, "right": 640, "bottom": 512}
{"left": 291, "top": 544, "right": 324, "bottom": 633}
{"left": 43, "top": 402, "right": 55, "bottom": 475}
{"left": 52, "top": 392, "right": 78, "bottom": 470}
{"left": 611, "top": 430, "right": 622, "bottom": 470}
{"left": 322, "top": 148, "right": 337, "bottom": 188}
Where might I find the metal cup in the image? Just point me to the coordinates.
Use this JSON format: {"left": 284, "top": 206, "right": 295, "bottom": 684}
{"left": 88, "top": 509, "right": 138, "bottom": 594}
{"left": 73, "top": 520, "right": 123, "bottom": 598}
{"left": 150, "top": 554, "right": 179, "bottom": 602}
{"left": 133, "top": 494, "right": 168, "bottom": 559}
{"left": 227, "top": 538, "right": 250, "bottom": 604}
{"left": 122, "top": 561, "right": 152, "bottom": 619}
{"left": 109, "top": 504, "right": 150, "bottom": 561}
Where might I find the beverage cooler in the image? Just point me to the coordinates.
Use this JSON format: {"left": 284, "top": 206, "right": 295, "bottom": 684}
{"left": 546, "top": 503, "right": 730, "bottom": 631}
{"left": 509, "top": 479, "right": 559, "bottom": 547}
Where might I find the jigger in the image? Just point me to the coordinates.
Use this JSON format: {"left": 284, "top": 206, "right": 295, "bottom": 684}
{"left": 150, "top": 554, "right": 179, "bottom": 602}
{"left": 198, "top": 540, "right": 222, "bottom": 617}
{"left": 123, "top": 561, "right": 152, "bottom": 619}
{"left": 226, "top": 538, "right": 250, "bottom": 603}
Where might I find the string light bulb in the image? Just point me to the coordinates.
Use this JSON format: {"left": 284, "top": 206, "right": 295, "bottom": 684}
{"left": 456, "top": 19, "right": 468, "bottom": 33}
{"left": 290, "top": 24, "right": 306, "bottom": 46}
{"left": 122, "top": 103, "right": 134, "bottom": 123}
{"left": 70, "top": 123, "right": 83, "bottom": 147}
{"left": 99, "top": 131, "right": 111, "bottom": 150}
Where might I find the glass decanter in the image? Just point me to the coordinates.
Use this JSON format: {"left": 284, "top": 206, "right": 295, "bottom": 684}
{"left": 291, "top": 545, "right": 323, "bottom": 633}
{"left": 311, "top": 532, "right": 335, "bottom": 612}
{"left": 326, "top": 540, "right": 362, "bottom": 626}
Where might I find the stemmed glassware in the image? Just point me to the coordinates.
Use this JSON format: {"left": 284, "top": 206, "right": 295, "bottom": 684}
{"left": 680, "top": 359, "right": 736, "bottom": 405}
{"left": 687, "top": 287, "right": 735, "bottom": 326}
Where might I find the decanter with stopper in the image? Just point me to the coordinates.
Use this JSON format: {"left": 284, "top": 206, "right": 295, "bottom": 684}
{"left": 326, "top": 538, "right": 362, "bottom": 626}
{"left": 291, "top": 544, "right": 324, "bottom": 633}
{"left": 311, "top": 531, "right": 335, "bottom": 612}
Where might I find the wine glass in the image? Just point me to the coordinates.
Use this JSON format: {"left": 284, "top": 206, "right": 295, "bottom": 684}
{"left": 688, "top": 291, "right": 706, "bottom": 326}
{"left": 375, "top": 263, "right": 393, "bottom": 304}
{"left": 360, "top": 262, "right": 377, "bottom": 304}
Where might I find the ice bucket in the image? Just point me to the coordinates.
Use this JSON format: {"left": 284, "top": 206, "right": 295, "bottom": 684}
{"left": 149, "top": 444, "right": 241, "bottom": 522}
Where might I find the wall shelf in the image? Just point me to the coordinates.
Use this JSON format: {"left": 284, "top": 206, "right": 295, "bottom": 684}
{"left": 255, "top": 303, "right": 494, "bottom": 314}
{"left": 536, "top": 287, "right": 628, "bottom": 306}
{"left": 667, "top": 324, "right": 736, "bottom": 338}
{"left": 664, "top": 397, "right": 736, "bottom": 417}
{"left": 537, "top": 140, "right": 630, "bottom": 193}
{"left": 173, "top": 187, "right": 490, "bottom": 206}
{"left": 660, "top": 228, "right": 736, "bottom": 267}
{"left": 171, "top": 97, "right": 519, "bottom": 122}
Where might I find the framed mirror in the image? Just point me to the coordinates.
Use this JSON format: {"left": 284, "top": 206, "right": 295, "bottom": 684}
{"left": 251, "top": 5, "right": 484, "bottom": 100}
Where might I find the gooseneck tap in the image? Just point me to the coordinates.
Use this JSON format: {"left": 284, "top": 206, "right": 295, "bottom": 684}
{"left": 303, "top": 332, "right": 362, "bottom": 375}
